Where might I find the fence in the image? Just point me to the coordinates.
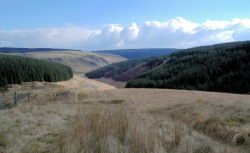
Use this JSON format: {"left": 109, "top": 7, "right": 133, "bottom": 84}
{"left": 0, "top": 89, "right": 80, "bottom": 109}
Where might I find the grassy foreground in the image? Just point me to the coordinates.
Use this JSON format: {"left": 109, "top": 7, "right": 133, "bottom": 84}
{"left": 0, "top": 81, "right": 250, "bottom": 153}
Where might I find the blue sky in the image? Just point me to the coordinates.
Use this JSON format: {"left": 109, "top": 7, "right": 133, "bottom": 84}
{"left": 1, "top": 0, "right": 250, "bottom": 50}
{"left": 1, "top": 0, "right": 250, "bottom": 29}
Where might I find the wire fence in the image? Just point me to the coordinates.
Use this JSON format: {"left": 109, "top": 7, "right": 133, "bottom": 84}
{"left": 0, "top": 89, "right": 79, "bottom": 109}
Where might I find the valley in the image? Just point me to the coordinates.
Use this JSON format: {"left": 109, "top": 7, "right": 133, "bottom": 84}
{"left": 1, "top": 42, "right": 250, "bottom": 153}
{"left": 1, "top": 1, "right": 250, "bottom": 153}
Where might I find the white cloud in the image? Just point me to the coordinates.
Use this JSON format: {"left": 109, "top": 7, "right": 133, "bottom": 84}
{"left": 202, "top": 20, "right": 230, "bottom": 30}
{"left": 1, "top": 17, "right": 250, "bottom": 50}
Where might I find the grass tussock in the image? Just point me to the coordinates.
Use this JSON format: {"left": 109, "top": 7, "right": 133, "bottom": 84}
{"left": 56, "top": 106, "right": 127, "bottom": 153}
{"left": 55, "top": 105, "right": 248, "bottom": 153}
{"left": 193, "top": 117, "right": 235, "bottom": 143}
{"left": 77, "top": 92, "right": 88, "bottom": 100}
{"left": 0, "top": 128, "right": 7, "bottom": 151}
{"left": 55, "top": 106, "right": 182, "bottom": 153}
{"left": 98, "top": 99, "right": 125, "bottom": 105}
{"left": 173, "top": 123, "right": 183, "bottom": 146}
{"left": 109, "top": 99, "right": 125, "bottom": 104}
{"left": 225, "top": 112, "right": 250, "bottom": 127}
{"left": 127, "top": 126, "right": 161, "bottom": 153}
{"left": 193, "top": 114, "right": 250, "bottom": 149}
{"left": 151, "top": 102, "right": 250, "bottom": 153}
{"left": 193, "top": 145, "right": 214, "bottom": 153}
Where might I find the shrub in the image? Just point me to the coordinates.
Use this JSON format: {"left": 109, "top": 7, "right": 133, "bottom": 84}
{"left": 0, "top": 128, "right": 7, "bottom": 151}
{"left": 193, "top": 145, "right": 214, "bottom": 153}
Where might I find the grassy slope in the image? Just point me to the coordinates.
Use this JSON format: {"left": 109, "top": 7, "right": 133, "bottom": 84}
{"left": 127, "top": 41, "right": 250, "bottom": 93}
{"left": 2, "top": 51, "right": 126, "bottom": 73}
{"left": 93, "top": 48, "right": 177, "bottom": 59}
{"left": 1, "top": 81, "right": 250, "bottom": 153}
{"left": 86, "top": 55, "right": 167, "bottom": 81}
{"left": 0, "top": 47, "right": 80, "bottom": 53}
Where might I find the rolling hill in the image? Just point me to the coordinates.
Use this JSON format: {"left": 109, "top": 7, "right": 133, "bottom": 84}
{"left": 87, "top": 41, "right": 250, "bottom": 93}
{"left": 93, "top": 48, "right": 177, "bottom": 59}
{"left": 1, "top": 46, "right": 250, "bottom": 153}
{"left": 0, "top": 49, "right": 126, "bottom": 73}
{"left": 0, "top": 47, "right": 80, "bottom": 53}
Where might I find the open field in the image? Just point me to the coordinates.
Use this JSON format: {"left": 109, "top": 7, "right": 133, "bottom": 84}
{"left": 0, "top": 77, "right": 250, "bottom": 153}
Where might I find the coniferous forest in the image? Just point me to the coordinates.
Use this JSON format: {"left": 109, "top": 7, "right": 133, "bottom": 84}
{"left": 85, "top": 41, "right": 250, "bottom": 94}
{"left": 0, "top": 54, "right": 73, "bottom": 87}
{"left": 126, "top": 41, "right": 250, "bottom": 93}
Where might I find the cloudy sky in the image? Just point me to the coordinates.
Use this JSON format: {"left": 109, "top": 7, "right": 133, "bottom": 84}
{"left": 1, "top": 0, "right": 250, "bottom": 50}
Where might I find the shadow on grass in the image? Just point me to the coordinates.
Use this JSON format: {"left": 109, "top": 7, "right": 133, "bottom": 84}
{"left": 98, "top": 99, "right": 125, "bottom": 104}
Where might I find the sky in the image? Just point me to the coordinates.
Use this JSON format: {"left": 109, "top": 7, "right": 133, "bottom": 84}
{"left": 1, "top": 0, "right": 250, "bottom": 50}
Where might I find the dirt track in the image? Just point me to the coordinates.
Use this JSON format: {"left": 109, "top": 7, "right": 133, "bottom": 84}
{"left": 54, "top": 75, "right": 116, "bottom": 91}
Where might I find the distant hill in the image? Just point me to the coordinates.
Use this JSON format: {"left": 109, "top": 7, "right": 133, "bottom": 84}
{"left": 87, "top": 41, "right": 250, "bottom": 94}
{"left": 93, "top": 48, "right": 177, "bottom": 59}
{"left": 86, "top": 55, "right": 166, "bottom": 81}
{"left": 0, "top": 49, "right": 126, "bottom": 73}
{"left": 0, "top": 54, "right": 73, "bottom": 87}
{"left": 0, "top": 47, "right": 80, "bottom": 53}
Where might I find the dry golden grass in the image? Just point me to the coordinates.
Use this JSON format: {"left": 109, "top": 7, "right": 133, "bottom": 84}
{"left": 1, "top": 79, "right": 250, "bottom": 153}
{"left": 0, "top": 99, "right": 248, "bottom": 153}
{"left": 57, "top": 108, "right": 110, "bottom": 153}
{"left": 53, "top": 104, "right": 246, "bottom": 153}
{"left": 55, "top": 105, "right": 165, "bottom": 153}
{"left": 0, "top": 127, "right": 8, "bottom": 152}
{"left": 151, "top": 100, "right": 250, "bottom": 152}
{"left": 54, "top": 75, "right": 116, "bottom": 91}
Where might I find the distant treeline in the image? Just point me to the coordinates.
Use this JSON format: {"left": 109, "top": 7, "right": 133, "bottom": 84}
{"left": 0, "top": 54, "right": 73, "bottom": 87}
{"left": 0, "top": 47, "right": 80, "bottom": 53}
{"left": 127, "top": 41, "right": 250, "bottom": 94}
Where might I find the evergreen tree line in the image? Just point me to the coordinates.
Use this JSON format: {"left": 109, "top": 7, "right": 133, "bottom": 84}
{"left": 126, "top": 41, "right": 250, "bottom": 94}
{"left": 0, "top": 54, "right": 73, "bottom": 87}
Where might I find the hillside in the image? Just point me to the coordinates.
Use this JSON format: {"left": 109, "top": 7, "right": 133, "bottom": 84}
{"left": 93, "top": 48, "right": 177, "bottom": 59}
{"left": 0, "top": 47, "right": 80, "bottom": 53}
{"left": 86, "top": 55, "right": 167, "bottom": 81}
{"left": 1, "top": 82, "right": 250, "bottom": 153}
{"left": 1, "top": 50, "right": 126, "bottom": 73}
{"left": 0, "top": 54, "right": 73, "bottom": 88}
{"left": 87, "top": 41, "right": 250, "bottom": 93}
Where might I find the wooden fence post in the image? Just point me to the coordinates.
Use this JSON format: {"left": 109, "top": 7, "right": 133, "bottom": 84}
{"left": 27, "top": 93, "right": 30, "bottom": 103}
{"left": 14, "top": 91, "right": 17, "bottom": 105}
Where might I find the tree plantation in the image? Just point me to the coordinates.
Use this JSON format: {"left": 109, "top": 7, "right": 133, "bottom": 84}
{"left": 126, "top": 41, "right": 250, "bottom": 94}
{"left": 86, "top": 41, "right": 250, "bottom": 94}
{"left": 0, "top": 54, "right": 73, "bottom": 87}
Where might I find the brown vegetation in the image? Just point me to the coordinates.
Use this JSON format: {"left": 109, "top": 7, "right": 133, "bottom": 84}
{"left": 55, "top": 106, "right": 187, "bottom": 153}
{"left": 0, "top": 79, "right": 250, "bottom": 153}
